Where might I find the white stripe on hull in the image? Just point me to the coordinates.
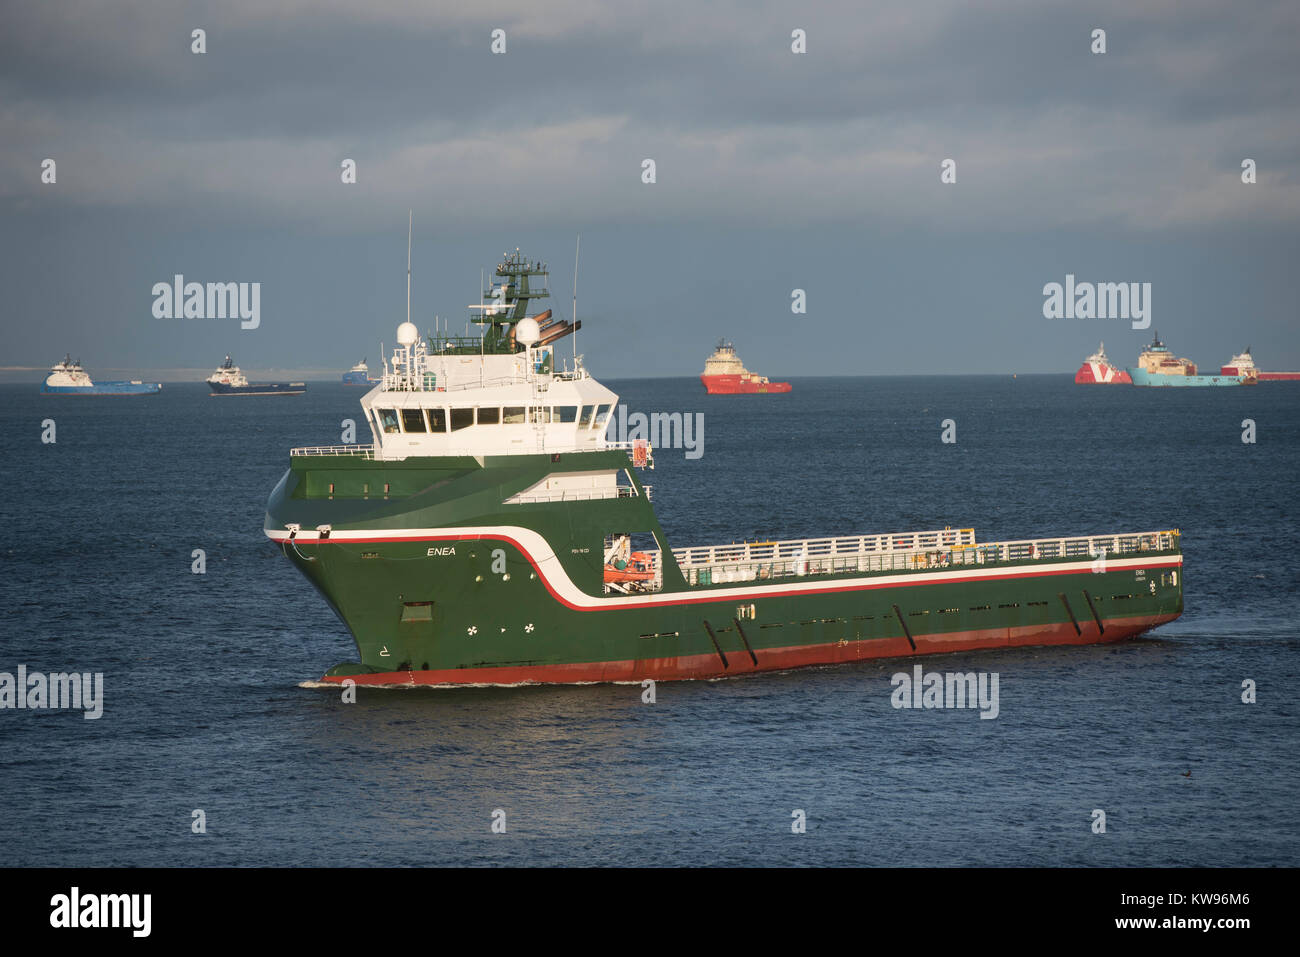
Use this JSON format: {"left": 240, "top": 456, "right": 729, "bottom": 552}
{"left": 265, "top": 524, "right": 1181, "bottom": 610}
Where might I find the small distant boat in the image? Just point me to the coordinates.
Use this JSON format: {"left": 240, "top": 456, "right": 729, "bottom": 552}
{"left": 1127, "top": 332, "right": 1250, "bottom": 387}
{"left": 41, "top": 355, "right": 161, "bottom": 395}
{"left": 342, "top": 358, "right": 379, "bottom": 386}
{"left": 1220, "top": 347, "right": 1300, "bottom": 382}
{"left": 1074, "top": 342, "right": 1132, "bottom": 384}
{"left": 207, "top": 356, "right": 306, "bottom": 396}
{"left": 701, "top": 340, "right": 791, "bottom": 394}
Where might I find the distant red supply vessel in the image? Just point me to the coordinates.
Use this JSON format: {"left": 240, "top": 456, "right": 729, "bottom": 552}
{"left": 1074, "top": 342, "right": 1132, "bottom": 384}
{"left": 1220, "top": 347, "right": 1300, "bottom": 381}
{"left": 701, "top": 340, "right": 792, "bottom": 394}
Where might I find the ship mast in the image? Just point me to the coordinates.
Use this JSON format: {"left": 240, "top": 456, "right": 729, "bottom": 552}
{"left": 572, "top": 233, "right": 580, "bottom": 366}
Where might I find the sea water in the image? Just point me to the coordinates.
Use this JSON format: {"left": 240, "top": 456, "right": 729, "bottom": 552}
{"left": 1, "top": 377, "right": 1296, "bottom": 865}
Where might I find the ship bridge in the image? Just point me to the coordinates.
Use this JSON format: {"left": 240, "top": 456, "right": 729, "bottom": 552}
{"left": 332, "top": 250, "right": 617, "bottom": 461}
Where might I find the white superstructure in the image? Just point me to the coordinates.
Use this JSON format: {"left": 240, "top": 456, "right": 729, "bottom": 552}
{"left": 1223, "top": 349, "right": 1257, "bottom": 374}
{"left": 44, "top": 355, "right": 94, "bottom": 388}
{"left": 702, "top": 340, "right": 747, "bottom": 376}
{"left": 352, "top": 322, "right": 619, "bottom": 461}
{"left": 207, "top": 356, "right": 248, "bottom": 388}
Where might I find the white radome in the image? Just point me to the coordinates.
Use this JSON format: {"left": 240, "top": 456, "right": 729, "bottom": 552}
{"left": 396, "top": 321, "right": 419, "bottom": 346}
{"left": 515, "top": 317, "right": 540, "bottom": 345}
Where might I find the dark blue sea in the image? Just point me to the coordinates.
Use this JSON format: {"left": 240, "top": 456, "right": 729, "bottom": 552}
{"left": 1, "top": 377, "right": 1297, "bottom": 866}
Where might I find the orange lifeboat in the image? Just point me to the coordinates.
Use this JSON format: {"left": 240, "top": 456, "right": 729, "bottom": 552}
{"left": 603, "top": 551, "right": 656, "bottom": 583}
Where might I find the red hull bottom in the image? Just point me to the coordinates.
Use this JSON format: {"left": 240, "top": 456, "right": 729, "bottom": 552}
{"left": 322, "top": 612, "right": 1178, "bottom": 687}
{"left": 701, "top": 375, "right": 792, "bottom": 394}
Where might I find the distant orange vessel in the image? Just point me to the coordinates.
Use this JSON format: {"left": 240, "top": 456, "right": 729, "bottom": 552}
{"left": 700, "top": 340, "right": 791, "bottom": 394}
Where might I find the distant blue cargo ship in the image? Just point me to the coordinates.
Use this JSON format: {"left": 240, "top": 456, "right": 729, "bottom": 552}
{"left": 207, "top": 356, "right": 305, "bottom": 396}
{"left": 1128, "top": 367, "right": 1248, "bottom": 387}
{"left": 1126, "top": 332, "right": 1251, "bottom": 387}
{"left": 342, "top": 358, "right": 379, "bottom": 386}
{"left": 41, "top": 355, "right": 162, "bottom": 395}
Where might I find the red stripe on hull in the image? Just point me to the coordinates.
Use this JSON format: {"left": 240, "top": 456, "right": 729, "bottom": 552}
{"left": 321, "top": 613, "right": 1178, "bottom": 687}
{"left": 295, "top": 531, "right": 1182, "bottom": 613}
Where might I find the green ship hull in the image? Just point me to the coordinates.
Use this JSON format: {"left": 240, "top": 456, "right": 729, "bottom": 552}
{"left": 264, "top": 244, "right": 1182, "bottom": 686}
{"left": 264, "top": 449, "right": 1183, "bottom": 686}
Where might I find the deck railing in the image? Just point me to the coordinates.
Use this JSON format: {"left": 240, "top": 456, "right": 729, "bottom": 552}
{"left": 290, "top": 441, "right": 649, "bottom": 464}
{"left": 672, "top": 528, "right": 975, "bottom": 569}
{"left": 507, "top": 485, "right": 652, "bottom": 505}
{"left": 289, "top": 444, "right": 377, "bottom": 457}
{"left": 378, "top": 368, "right": 586, "bottom": 394}
{"left": 380, "top": 372, "right": 521, "bottom": 393}
{"left": 668, "top": 529, "right": 1177, "bottom": 586}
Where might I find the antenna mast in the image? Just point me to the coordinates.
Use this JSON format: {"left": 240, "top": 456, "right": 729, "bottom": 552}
{"left": 406, "top": 210, "right": 412, "bottom": 325}
{"left": 572, "top": 233, "right": 580, "bottom": 364}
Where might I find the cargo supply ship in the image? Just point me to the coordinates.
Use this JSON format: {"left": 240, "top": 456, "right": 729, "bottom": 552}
{"left": 1220, "top": 347, "right": 1300, "bottom": 381}
{"left": 1074, "top": 342, "right": 1132, "bottom": 384}
{"left": 1127, "top": 332, "right": 1249, "bottom": 387}
{"left": 701, "top": 340, "right": 791, "bottom": 394}
{"left": 342, "top": 358, "right": 379, "bottom": 386}
{"left": 41, "top": 355, "right": 161, "bottom": 395}
{"left": 263, "top": 245, "right": 1182, "bottom": 687}
{"left": 207, "top": 356, "right": 306, "bottom": 396}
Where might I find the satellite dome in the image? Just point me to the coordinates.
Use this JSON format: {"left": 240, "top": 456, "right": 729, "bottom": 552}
{"left": 514, "top": 317, "right": 540, "bottom": 345}
{"left": 396, "top": 321, "right": 419, "bottom": 346}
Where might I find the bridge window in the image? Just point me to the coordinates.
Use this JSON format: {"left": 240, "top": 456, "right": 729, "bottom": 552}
{"left": 580, "top": 405, "right": 596, "bottom": 428}
{"left": 377, "top": 409, "right": 400, "bottom": 434}
{"left": 478, "top": 406, "right": 501, "bottom": 425}
{"left": 531, "top": 406, "right": 552, "bottom": 424}
{"left": 450, "top": 408, "right": 474, "bottom": 431}
{"left": 503, "top": 406, "right": 526, "bottom": 424}
{"left": 426, "top": 408, "right": 447, "bottom": 432}
{"left": 401, "top": 408, "right": 426, "bottom": 433}
{"left": 595, "top": 404, "right": 612, "bottom": 430}
{"left": 555, "top": 406, "right": 578, "bottom": 424}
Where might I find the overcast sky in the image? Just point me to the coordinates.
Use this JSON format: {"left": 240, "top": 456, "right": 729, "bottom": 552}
{"left": 2, "top": 0, "right": 1298, "bottom": 377}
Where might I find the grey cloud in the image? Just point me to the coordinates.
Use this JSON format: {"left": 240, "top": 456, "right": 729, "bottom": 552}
{"left": 3, "top": 0, "right": 1297, "bottom": 232}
